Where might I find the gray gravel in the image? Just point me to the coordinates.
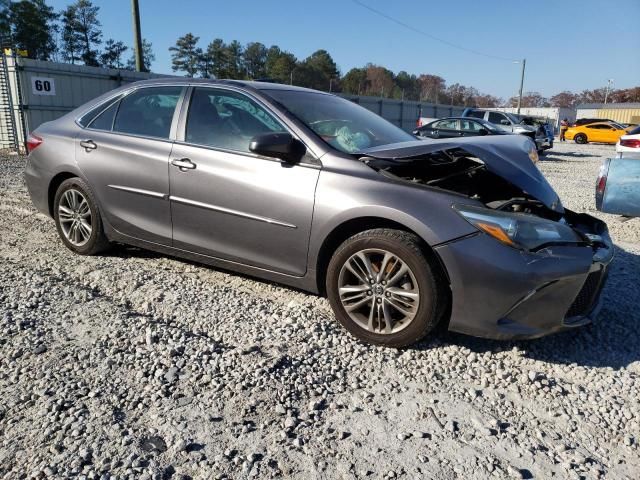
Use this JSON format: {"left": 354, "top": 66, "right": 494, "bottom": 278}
{"left": 0, "top": 142, "right": 639, "bottom": 479}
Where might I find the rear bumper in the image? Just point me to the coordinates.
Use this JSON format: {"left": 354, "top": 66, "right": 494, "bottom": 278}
{"left": 24, "top": 157, "right": 51, "bottom": 216}
{"left": 435, "top": 212, "right": 613, "bottom": 340}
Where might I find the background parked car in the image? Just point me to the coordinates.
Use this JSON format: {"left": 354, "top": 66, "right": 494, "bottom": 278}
{"left": 519, "top": 115, "right": 554, "bottom": 151}
{"left": 412, "top": 117, "right": 507, "bottom": 139}
{"left": 616, "top": 125, "right": 640, "bottom": 153}
{"left": 416, "top": 117, "right": 438, "bottom": 128}
{"left": 574, "top": 118, "right": 618, "bottom": 127}
{"left": 461, "top": 108, "right": 546, "bottom": 151}
{"left": 565, "top": 122, "right": 629, "bottom": 144}
{"left": 597, "top": 152, "right": 640, "bottom": 217}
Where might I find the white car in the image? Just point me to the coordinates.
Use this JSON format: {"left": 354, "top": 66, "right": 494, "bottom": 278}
{"left": 616, "top": 125, "right": 640, "bottom": 154}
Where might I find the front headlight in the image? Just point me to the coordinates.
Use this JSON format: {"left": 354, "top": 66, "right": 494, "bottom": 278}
{"left": 454, "top": 204, "right": 584, "bottom": 251}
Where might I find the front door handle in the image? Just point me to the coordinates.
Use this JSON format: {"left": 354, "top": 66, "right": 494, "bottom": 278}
{"left": 171, "top": 158, "right": 197, "bottom": 171}
{"left": 80, "top": 139, "right": 97, "bottom": 151}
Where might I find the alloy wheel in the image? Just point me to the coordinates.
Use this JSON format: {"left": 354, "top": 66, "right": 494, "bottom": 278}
{"left": 58, "top": 188, "right": 92, "bottom": 247}
{"left": 337, "top": 248, "right": 420, "bottom": 334}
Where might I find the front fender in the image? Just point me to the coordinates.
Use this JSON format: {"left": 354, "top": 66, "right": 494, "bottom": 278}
{"left": 307, "top": 166, "right": 478, "bottom": 269}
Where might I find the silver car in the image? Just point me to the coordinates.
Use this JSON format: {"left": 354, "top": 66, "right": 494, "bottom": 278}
{"left": 25, "top": 79, "right": 613, "bottom": 347}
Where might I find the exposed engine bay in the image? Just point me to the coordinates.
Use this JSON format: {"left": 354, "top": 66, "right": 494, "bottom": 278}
{"left": 364, "top": 148, "right": 563, "bottom": 221}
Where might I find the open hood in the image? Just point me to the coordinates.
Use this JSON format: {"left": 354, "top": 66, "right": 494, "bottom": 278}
{"left": 358, "top": 134, "right": 563, "bottom": 213}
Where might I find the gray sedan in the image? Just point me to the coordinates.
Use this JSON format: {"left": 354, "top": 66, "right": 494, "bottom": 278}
{"left": 25, "top": 79, "right": 613, "bottom": 347}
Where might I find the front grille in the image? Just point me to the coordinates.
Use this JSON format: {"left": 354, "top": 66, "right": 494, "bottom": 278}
{"left": 566, "top": 271, "right": 604, "bottom": 318}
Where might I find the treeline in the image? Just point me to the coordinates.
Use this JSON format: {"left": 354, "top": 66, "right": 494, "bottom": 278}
{"left": 512, "top": 88, "right": 640, "bottom": 108}
{"left": 169, "top": 33, "right": 640, "bottom": 107}
{"left": 0, "top": 0, "right": 154, "bottom": 71}
{"left": 169, "top": 33, "right": 503, "bottom": 106}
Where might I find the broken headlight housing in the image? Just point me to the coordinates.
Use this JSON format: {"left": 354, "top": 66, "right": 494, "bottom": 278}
{"left": 454, "top": 204, "right": 584, "bottom": 251}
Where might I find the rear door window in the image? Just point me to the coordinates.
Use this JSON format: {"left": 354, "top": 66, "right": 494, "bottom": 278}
{"left": 88, "top": 101, "right": 119, "bottom": 131}
{"left": 460, "top": 120, "right": 483, "bottom": 131}
{"left": 78, "top": 95, "right": 122, "bottom": 127}
{"left": 434, "top": 119, "right": 458, "bottom": 130}
{"left": 113, "top": 86, "right": 183, "bottom": 139}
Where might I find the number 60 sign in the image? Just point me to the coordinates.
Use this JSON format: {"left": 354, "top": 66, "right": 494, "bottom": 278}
{"left": 31, "top": 76, "right": 56, "bottom": 96}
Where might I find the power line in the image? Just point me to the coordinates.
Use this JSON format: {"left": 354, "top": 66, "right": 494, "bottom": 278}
{"left": 351, "top": 0, "right": 517, "bottom": 62}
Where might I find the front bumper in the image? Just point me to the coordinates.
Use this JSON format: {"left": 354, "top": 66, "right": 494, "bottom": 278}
{"left": 435, "top": 212, "right": 613, "bottom": 340}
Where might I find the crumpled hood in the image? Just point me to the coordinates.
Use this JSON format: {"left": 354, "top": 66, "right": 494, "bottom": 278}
{"left": 358, "top": 134, "right": 563, "bottom": 213}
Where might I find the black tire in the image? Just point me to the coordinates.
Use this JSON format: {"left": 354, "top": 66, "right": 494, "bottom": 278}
{"left": 326, "top": 229, "right": 447, "bottom": 348}
{"left": 574, "top": 133, "right": 588, "bottom": 144}
{"left": 53, "top": 177, "right": 110, "bottom": 255}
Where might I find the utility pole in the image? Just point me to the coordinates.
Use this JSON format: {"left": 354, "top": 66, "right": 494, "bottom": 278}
{"left": 516, "top": 58, "right": 526, "bottom": 114}
{"left": 290, "top": 69, "right": 293, "bottom": 85}
{"left": 329, "top": 77, "right": 333, "bottom": 92}
{"left": 604, "top": 79, "right": 614, "bottom": 104}
{"left": 131, "top": 0, "right": 144, "bottom": 72}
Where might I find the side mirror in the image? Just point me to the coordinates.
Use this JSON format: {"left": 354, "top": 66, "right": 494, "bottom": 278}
{"left": 249, "top": 132, "right": 306, "bottom": 164}
{"left": 500, "top": 119, "right": 510, "bottom": 126}
{"left": 478, "top": 128, "right": 489, "bottom": 136}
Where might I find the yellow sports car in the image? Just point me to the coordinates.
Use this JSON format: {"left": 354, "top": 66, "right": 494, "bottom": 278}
{"left": 565, "top": 122, "right": 630, "bottom": 144}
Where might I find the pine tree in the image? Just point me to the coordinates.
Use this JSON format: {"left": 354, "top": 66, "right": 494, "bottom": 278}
{"left": 7, "top": 0, "right": 58, "bottom": 60}
{"left": 0, "top": 0, "right": 11, "bottom": 47}
{"left": 169, "top": 33, "right": 201, "bottom": 77}
{"left": 224, "top": 40, "right": 244, "bottom": 79}
{"left": 126, "top": 39, "right": 154, "bottom": 72}
{"left": 73, "top": 0, "right": 101, "bottom": 66}
{"left": 243, "top": 42, "right": 267, "bottom": 79}
{"left": 100, "top": 39, "right": 127, "bottom": 69}
{"left": 203, "top": 38, "right": 227, "bottom": 79}
{"left": 265, "top": 46, "right": 297, "bottom": 84}
{"left": 60, "top": 4, "right": 80, "bottom": 63}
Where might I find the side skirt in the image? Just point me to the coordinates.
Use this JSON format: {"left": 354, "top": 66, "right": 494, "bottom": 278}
{"left": 101, "top": 219, "right": 320, "bottom": 295}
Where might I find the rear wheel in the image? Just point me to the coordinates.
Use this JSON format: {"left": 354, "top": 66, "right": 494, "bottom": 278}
{"left": 53, "top": 177, "right": 110, "bottom": 255}
{"left": 574, "top": 133, "right": 588, "bottom": 144}
{"left": 326, "top": 229, "right": 447, "bottom": 348}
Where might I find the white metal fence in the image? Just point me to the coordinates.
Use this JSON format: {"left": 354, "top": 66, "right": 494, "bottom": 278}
{"left": 339, "top": 94, "right": 466, "bottom": 132}
{"left": 0, "top": 54, "right": 169, "bottom": 151}
{"left": 1, "top": 56, "right": 477, "bottom": 151}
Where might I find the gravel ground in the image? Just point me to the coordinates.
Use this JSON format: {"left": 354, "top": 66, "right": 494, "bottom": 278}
{"left": 0, "top": 141, "right": 638, "bottom": 480}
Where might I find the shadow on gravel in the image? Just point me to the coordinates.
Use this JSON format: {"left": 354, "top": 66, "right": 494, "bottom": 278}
{"left": 104, "top": 244, "right": 164, "bottom": 260}
{"left": 546, "top": 151, "right": 595, "bottom": 158}
{"left": 414, "top": 245, "right": 640, "bottom": 370}
{"left": 540, "top": 154, "right": 597, "bottom": 163}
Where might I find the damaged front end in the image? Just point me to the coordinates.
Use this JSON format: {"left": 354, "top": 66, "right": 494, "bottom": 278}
{"left": 359, "top": 135, "right": 614, "bottom": 339}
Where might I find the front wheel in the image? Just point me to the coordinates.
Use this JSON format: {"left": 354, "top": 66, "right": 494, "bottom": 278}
{"left": 574, "top": 133, "right": 588, "bottom": 144}
{"left": 326, "top": 229, "right": 447, "bottom": 348}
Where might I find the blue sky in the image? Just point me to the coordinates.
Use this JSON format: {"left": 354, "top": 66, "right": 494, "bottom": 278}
{"left": 47, "top": 0, "right": 640, "bottom": 99}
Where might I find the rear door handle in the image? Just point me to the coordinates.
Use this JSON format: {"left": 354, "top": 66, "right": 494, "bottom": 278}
{"left": 171, "top": 158, "right": 197, "bottom": 171}
{"left": 80, "top": 139, "right": 97, "bottom": 151}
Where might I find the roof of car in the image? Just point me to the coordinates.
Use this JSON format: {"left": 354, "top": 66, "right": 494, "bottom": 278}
{"left": 579, "top": 122, "right": 617, "bottom": 127}
{"left": 426, "top": 117, "right": 495, "bottom": 125}
{"left": 128, "top": 77, "right": 326, "bottom": 94}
